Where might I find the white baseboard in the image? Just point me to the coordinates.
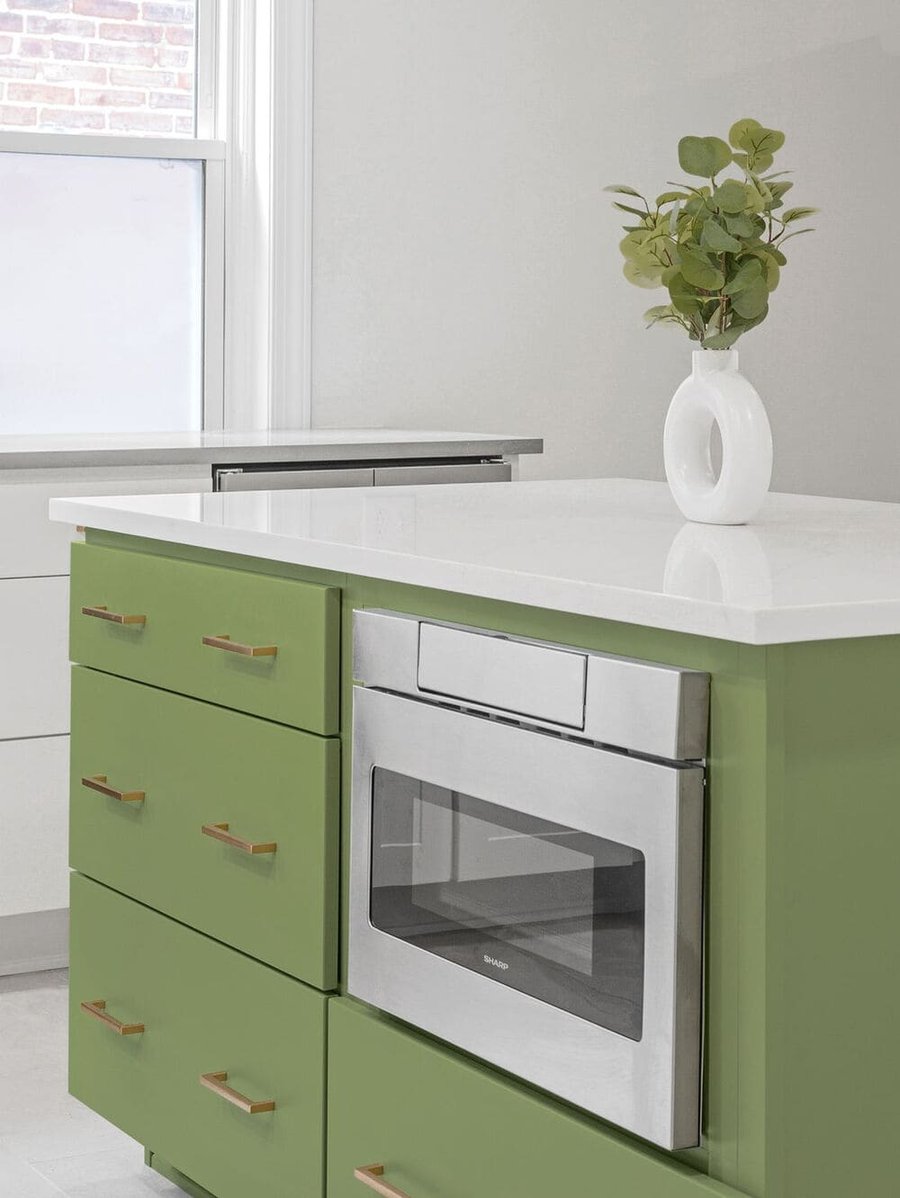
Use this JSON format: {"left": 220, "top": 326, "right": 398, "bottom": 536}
{"left": 0, "top": 908, "right": 68, "bottom": 976}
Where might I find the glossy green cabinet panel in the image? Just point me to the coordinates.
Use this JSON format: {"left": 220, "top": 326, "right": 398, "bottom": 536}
{"left": 70, "top": 875, "right": 327, "bottom": 1198}
{"left": 326, "top": 999, "right": 741, "bottom": 1198}
{"left": 70, "top": 540, "right": 340, "bottom": 734}
{"left": 70, "top": 667, "right": 339, "bottom": 990}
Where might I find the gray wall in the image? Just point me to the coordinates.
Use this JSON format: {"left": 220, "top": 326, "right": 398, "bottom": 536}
{"left": 311, "top": 1, "right": 900, "bottom": 500}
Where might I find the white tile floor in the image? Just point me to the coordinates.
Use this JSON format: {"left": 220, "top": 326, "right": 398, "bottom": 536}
{"left": 0, "top": 969, "right": 188, "bottom": 1196}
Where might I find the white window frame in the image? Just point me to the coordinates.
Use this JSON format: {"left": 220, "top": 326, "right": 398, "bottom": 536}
{"left": 0, "top": 0, "right": 314, "bottom": 434}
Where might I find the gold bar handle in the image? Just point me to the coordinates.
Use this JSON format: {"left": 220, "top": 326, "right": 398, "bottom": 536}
{"left": 82, "top": 604, "right": 147, "bottom": 626}
{"left": 81, "top": 999, "right": 145, "bottom": 1036}
{"left": 82, "top": 774, "right": 145, "bottom": 804}
{"left": 201, "top": 822, "right": 277, "bottom": 855}
{"left": 354, "top": 1165, "right": 413, "bottom": 1198}
{"left": 202, "top": 634, "right": 278, "bottom": 658}
{"left": 199, "top": 1071, "right": 275, "bottom": 1114}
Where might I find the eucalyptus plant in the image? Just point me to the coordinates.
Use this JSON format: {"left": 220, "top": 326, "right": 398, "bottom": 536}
{"left": 607, "top": 119, "right": 816, "bottom": 348}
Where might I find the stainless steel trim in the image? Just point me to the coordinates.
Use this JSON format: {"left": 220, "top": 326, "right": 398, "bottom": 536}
{"left": 417, "top": 621, "right": 587, "bottom": 729}
{"left": 373, "top": 462, "right": 512, "bottom": 486}
{"left": 216, "top": 467, "right": 374, "bottom": 492}
{"left": 353, "top": 609, "right": 709, "bottom": 762}
{"left": 349, "top": 686, "right": 704, "bottom": 1150}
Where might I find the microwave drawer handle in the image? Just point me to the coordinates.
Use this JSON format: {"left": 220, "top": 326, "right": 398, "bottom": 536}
{"left": 202, "top": 634, "right": 278, "bottom": 658}
{"left": 354, "top": 1164, "right": 413, "bottom": 1198}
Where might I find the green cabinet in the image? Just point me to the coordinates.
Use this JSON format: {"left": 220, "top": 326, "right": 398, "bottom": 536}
{"left": 70, "top": 874, "right": 327, "bottom": 1198}
{"left": 70, "top": 666, "right": 340, "bottom": 990}
{"left": 70, "top": 541, "right": 340, "bottom": 735}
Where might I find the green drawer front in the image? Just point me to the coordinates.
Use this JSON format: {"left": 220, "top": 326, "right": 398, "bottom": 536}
{"left": 70, "top": 541, "right": 340, "bottom": 734}
{"left": 71, "top": 667, "right": 339, "bottom": 990}
{"left": 328, "top": 1000, "right": 739, "bottom": 1198}
{"left": 70, "top": 874, "right": 327, "bottom": 1198}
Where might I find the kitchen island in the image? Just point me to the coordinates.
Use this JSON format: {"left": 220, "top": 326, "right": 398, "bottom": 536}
{"left": 50, "top": 478, "right": 900, "bottom": 1198}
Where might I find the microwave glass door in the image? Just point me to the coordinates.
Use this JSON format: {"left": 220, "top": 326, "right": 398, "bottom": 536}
{"left": 370, "top": 767, "right": 646, "bottom": 1040}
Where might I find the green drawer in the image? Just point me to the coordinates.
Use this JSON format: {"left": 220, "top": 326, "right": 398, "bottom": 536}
{"left": 327, "top": 1000, "right": 738, "bottom": 1198}
{"left": 70, "top": 541, "right": 340, "bottom": 734}
{"left": 71, "top": 666, "right": 339, "bottom": 991}
{"left": 70, "top": 874, "right": 327, "bottom": 1198}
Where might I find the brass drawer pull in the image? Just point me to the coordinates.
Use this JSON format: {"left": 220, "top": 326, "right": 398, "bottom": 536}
{"left": 199, "top": 1071, "right": 275, "bottom": 1114}
{"left": 202, "top": 634, "right": 278, "bottom": 658}
{"left": 202, "top": 822, "right": 277, "bottom": 855}
{"left": 354, "top": 1165, "right": 412, "bottom": 1198}
{"left": 81, "top": 999, "right": 145, "bottom": 1036}
{"left": 82, "top": 775, "right": 145, "bottom": 804}
{"left": 82, "top": 604, "right": 147, "bottom": 626}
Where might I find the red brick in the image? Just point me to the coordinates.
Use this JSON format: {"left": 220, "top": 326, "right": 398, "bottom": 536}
{"left": 80, "top": 86, "right": 144, "bottom": 106}
{"left": 10, "top": 0, "right": 68, "bottom": 11}
{"left": 109, "top": 109, "right": 172, "bottom": 131}
{"left": 52, "top": 39, "right": 86, "bottom": 60}
{"left": 73, "top": 0, "right": 140, "bottom": 17}
{"left": 99, "top": 20, "right": 163, "bottom": 42}
{"left": 89, "top": 41, "right": 154, "bottom": 65}
{"left": 43, "top": 62, "right": 108, "bottom": 82}
{"left": 9, "top": 81, "right": 76, "bottom": 104}
{"left": 142, "top": 2, "right": 192, "bottom": 22}
{"left": 148, "top": 88, "right": 190, "bottom": 109}
{"left": 0, "top": 15, "right": 24, "bottom": 33}
{"left": 157, "top": 45, "right": 187, "bottom": 67}
{"left": 20, "top": 38, "right": 52, "bottom": 58}
{"left": 165, "top": 24, "right": 192, "bottom": 46}
{"left": 109, "top": 66, "right": 173, "bottom": 86}
{"left": 0, "top": 103, "right": 37, "bottom": 126}
{"left": 39, "top": 107, "right": 105, "bottom": 129}
{"left": 0, "top": 35, "right": 12, "bottom": 55}
{"left": 27, "top": 16, "right": 96, "bottom": 36}
{"left": 0, "top": 62, "right": 37, "bottom": 79}
{"left": 175, "top": 70, "right": 191, "bottom": 89}
{"left": 174, "top": 112, "right": 192, "bottom": 134}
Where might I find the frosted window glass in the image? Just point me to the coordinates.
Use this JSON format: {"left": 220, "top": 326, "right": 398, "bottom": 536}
{"left": 0, "top": 151, "right": 203, "bottom": 434}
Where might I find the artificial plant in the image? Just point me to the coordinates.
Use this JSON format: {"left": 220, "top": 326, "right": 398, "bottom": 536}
{"left": 607, "top": 118, "right": 816, "bottom": 348}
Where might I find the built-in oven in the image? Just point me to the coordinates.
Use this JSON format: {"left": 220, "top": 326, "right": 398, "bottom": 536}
{"left": 349, "top": 610, "right": 709, "bottom": 1151}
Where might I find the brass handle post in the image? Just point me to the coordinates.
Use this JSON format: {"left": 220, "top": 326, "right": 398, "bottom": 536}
{"left": 82, "top": 605, "right": 146, "bottom": 626}
{"left": 354, "top": 1165, "right": 413, "bottom": 1198}
{"left": 202, "top": 634, "right": 278, "bottom": 658}
{"left": 199, "top": 1071, "right": 275, "bottom": 1114}
{"left": 81, "top": 999, "right": 144, "bottom": 1036}
{"left": 82, "top": 775, "right": 145, "bottom": 804}
{"left": 202, "top": 822, "right": 277, "bottom": 855}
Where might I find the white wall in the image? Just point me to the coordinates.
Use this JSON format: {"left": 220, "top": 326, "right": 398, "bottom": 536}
{"left": 312, "top": 1, "right": 900, "bottom": 501}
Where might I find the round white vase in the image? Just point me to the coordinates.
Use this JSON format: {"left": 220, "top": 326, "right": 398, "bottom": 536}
{"left": 663, "top": 349, "right": 773, "bottom": 525}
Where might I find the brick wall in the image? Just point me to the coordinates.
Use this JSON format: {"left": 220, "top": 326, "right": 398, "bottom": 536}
{"left": 0, "top": 0, "right": 196, "bottom": 135}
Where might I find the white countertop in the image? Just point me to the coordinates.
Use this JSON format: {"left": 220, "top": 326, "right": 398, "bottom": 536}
{"left": 0, "top": 428, "right": 541, "bottom": 469}
{"left": 49, "top": 478, "right": 900, "bottom": 645}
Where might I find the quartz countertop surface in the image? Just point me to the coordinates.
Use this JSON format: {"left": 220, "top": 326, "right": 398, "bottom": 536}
{"left": 0, "top": 429, "right": 541, "bottom": 469}
{"left": 49, "top": 478, "right": 900, "bottom": 645}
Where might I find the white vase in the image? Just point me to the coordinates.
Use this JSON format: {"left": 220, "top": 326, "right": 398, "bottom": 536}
{"left": 663, "top": 349, "right": 773, "bottom": 525}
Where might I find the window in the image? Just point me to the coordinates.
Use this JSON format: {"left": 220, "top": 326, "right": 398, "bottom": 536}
{"left": 0, "top": 0, "right": 223, "bottom": 433}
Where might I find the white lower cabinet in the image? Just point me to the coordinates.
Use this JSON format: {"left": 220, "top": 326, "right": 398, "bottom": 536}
{"left": 0, "top": 736, "right": 69, "bottom": 919}
{"left": 0, "top": 577, "right": 70, "bottom": 739}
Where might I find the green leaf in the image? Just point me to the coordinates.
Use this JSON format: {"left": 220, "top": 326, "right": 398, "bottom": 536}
{"left": 680, "top": 249, "right": 726, "bottom": 290}
{"left": 604, "top": 184, "right": 644, "bottom": 197}
{"left": 723, "top": 258, "right": 763, "bottom": 295}
{"left": 781, "top": 206, "right": 819, "bottom": 223}
{"left": 623, "top": 259, "right": 664, "bottom": 289}
{"left": 778, "top": 227, "right": 815, "bottom": 245}
{"left": 722, "top": 212, "right": 756, "bottom": 238}
{"left": 731, "top": 274, "right": 769, "bottom": 318}
{"left": 728, "top": 118, "right": 763, "bottom": 150}
{"left": 678, "top": 135, "right": 734, "bottom": 178}
{"left": 713, "top": 179, "right": 753, "bottom": 213}
{"left": 612, "top": 201, "right": 649, "bottom": 218}
{"left": 667, "top": 272, "right": 702, "bottom": 314}
{"left": 655, "top": 190, "right": 692, "bottom": 206}
{"left": 768, "top": 180, "right": 794, "bottom": 200}
{"left": 703, "top": 325, "right": 745, "bottom": 350}
{"left": 700, "top": 219, "right": 743, "bottom": 254}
